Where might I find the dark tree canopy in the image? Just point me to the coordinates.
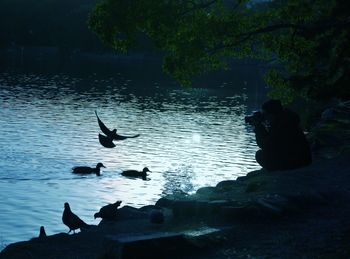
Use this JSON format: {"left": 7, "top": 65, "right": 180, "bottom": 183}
{"left": 0, "top": 0, "right": 102, "bottom": 51}
{"left": 88, "top": 0, "right": 350, "bottom": 102}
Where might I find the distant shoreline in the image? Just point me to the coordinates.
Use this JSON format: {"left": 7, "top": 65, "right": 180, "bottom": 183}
{"left": 0, "top": 46, "right": 268, "bottom": 72}
{"left": 0, "top": 46, "right": 162, "bottom": 73}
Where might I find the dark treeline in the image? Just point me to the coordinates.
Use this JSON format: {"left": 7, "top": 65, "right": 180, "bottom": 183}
{"left": 0, "top": 0, "right": 154, "bottom": 53}
{"left": 0, "top": 0, "right": 103, "bottom": 51}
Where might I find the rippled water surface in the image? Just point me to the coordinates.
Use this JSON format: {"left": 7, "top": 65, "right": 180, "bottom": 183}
{"left": 0, "top": 66, "right": 265, "bottom": 247}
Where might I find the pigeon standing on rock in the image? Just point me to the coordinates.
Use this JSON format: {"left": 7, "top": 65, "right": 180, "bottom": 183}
{"left": 62, "top": 202, "right": 90, "bottom": 234}
{"left": 39, "top": 226, "right": 47, "bottom": 238}
{"left": 94, "top": 201, "right": 122, "bottom": 220}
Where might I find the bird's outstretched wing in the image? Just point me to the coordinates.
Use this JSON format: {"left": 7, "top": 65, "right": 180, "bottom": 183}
{"left": 98, "top": 134, "right": 116, "bottom": 148}
{"left": 95, "top": 111, "right": 113, "bottom": 136}
{"left": 114, "top": 134, "right": 140, "bottom": 141}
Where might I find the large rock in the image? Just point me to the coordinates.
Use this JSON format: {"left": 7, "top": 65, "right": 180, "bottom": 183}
{"left": 308, "top": 100, "right": 350, "bottom": 159}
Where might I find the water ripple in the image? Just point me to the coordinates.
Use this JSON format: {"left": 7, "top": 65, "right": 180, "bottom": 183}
{"left": 0, "top": 71, "right": 264, "bottom": 247}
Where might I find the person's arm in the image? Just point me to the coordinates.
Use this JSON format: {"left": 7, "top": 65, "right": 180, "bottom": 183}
{"left": 254, "top": 123, "right": 269, "bottom": 149}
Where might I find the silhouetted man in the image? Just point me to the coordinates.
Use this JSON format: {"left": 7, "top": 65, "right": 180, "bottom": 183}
{"left": 248, "top": 99, "right": 312, "bottom": 171}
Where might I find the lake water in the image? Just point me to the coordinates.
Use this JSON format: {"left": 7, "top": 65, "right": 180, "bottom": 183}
{"left": 0, "top": 63, "right": 266, "bottom": 248}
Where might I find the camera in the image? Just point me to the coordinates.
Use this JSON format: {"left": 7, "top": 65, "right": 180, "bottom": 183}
{"left": 245, "top": 111, "right": 264, "bottom": 125}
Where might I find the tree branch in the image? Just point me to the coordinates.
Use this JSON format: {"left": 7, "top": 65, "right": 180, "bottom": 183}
{"left": 209, "top": 17, "right": 350, "bottom": 55}
{"left": 179, "top": 0, "right": 219, "bottom": 16}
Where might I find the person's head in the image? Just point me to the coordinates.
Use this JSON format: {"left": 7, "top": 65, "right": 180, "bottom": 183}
{"left": 261, "top": 99, "right": 283, "bottom": 123}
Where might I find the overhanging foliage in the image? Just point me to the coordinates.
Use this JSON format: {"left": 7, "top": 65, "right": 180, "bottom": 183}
{"left": 88, "top": 0, "right": 350, "bottom": 102}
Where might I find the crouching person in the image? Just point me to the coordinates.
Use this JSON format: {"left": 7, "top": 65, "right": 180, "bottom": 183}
{"left": 246, "top": 99, "right": 312, "bottom": 171}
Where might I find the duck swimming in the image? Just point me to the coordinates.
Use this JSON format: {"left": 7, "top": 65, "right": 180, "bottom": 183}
{"left": 72, "top": 163, "right": 105, "bottom": 176}
{"left": 121, "top": 167, "right": 151, "bottom": 180}
{"left": 95, "top": 111, "right": 140, "bottom": 148}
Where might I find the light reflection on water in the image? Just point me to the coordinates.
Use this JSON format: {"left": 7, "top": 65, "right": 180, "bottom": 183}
{"left": 0, "top": 70, "right": 263, "bottom": 247}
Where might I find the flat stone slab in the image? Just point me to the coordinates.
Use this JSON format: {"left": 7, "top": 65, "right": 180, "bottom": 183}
{"left": 104, "top": 226, "right": 231, "bottom": 258}
{"left": 105, "top": 232, "right": 188, "bottom": 259}
{"left": 108, "top": 231, "right": 183, "bottom": 243}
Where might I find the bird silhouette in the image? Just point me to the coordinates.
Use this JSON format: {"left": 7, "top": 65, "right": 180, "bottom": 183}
{"left": 94, "top": 200, "right": 122, "bottom": 220}
{"left": 121, "top": 167, "right": 151, "bottom": 180}
{"left": 72, "top": 162, "right": 105, "bottom": 176}
{"left": 95, "top": 111, "right": 140, "bottom": 148}
{"left": 39, "top": 226, "right": 47, "bottom": 238}
{"left": 62, "top": 202, "right": 90, "bottom": 234}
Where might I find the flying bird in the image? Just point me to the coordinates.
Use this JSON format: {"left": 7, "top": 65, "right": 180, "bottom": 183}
{"left": 121, "top": 167, "right": 151, "bottom": 180}
{"left": 95, "top": 111, "right": 140, "bottom": 148}
{"left": 94, "top": 200, "right": 122, "bottom": 220}
{"left": 62, "top": 202, "right": 90, "bottom": 234}
{"left": 72, "top": 162, "right": 105, "bottom": 176}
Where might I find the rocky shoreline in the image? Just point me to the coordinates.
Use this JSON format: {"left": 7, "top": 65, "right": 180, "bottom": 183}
{"left": 1, "top": 101, "right": 350, "bottom": 258}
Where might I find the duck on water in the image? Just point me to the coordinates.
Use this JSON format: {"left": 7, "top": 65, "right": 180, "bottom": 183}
{"left": 72, "top": 163, "right": 105, "bottom": 176}
{"left": 121, "top": 167, "right": 151, "bottom": 180}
